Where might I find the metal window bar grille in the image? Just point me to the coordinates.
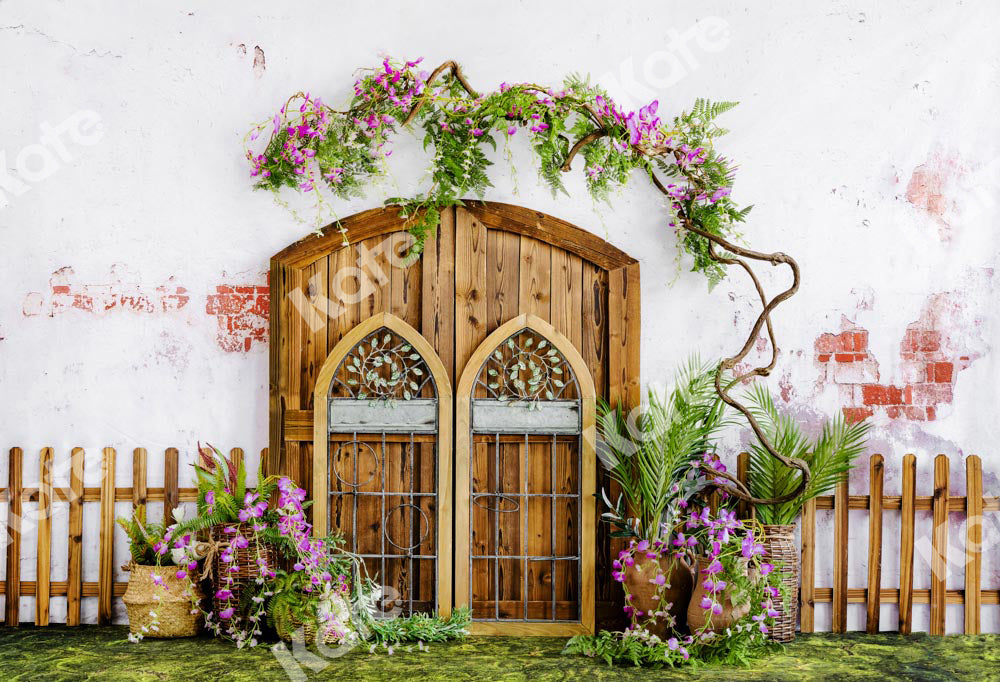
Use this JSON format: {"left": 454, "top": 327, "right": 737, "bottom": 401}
{"left": 469, "top": 328, "right": 583, "bottom": 624}
{"left": 327, "top": 327, "right": 440, "bottom": 619}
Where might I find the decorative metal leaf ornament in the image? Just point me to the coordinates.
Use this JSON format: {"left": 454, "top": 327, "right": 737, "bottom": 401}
{"left": 333, "top": 327, "right": 431, "bottom": 403}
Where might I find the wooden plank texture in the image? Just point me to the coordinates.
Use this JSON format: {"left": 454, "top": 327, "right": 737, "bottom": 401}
{"left": 607, "top": 263, "right": 641, "bottom": 409}
{"left": 865, "top": 454, "right": 884, "bottom": 633}
{"left": 66, "top": 447, "right": 84, "bottom": 626}
{"left": 5, "top": 447, "right": 23, "bottom": 625}
{"left": 799, "top": 496, "right": 816, "bottom": 632}
{"left": 132, "top": 447, "right": 147, "bottom": 507}
{"left": 930, "top": 454, "right": 949, "bottom": 635}
{"left": 965, "top": 454, "right": 983, "bottom": 634}
{"left": 35, "top": 448, "right": 53, "bottom": 626}
{"left": 163, "top": 447, "right": 179, "bottom": 525}
{"left": 832, "top": 478, "right": 849, "bottom": 633}
{"left": 98, "top": 447, "right": 116, "bottom": 625}
{"left": 899, "top": 453, "right": 917, "bottom": 634}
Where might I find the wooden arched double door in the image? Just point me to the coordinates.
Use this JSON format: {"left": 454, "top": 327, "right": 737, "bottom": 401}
{"left": 269, "top": 202, "right": 640, "bottom": 633}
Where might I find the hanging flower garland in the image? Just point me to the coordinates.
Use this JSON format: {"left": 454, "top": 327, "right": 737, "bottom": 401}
{"left": 245, "top": 57, "right": 809, "bottom": 504}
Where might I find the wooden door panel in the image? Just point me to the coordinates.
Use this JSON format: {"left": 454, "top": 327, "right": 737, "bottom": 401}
{"left": 271, "top": 202, "right": 638, "bottom": 631}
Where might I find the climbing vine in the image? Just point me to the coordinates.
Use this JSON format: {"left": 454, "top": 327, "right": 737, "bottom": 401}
{"left": 244, "top": 57, "right": 809, "bottom": 505}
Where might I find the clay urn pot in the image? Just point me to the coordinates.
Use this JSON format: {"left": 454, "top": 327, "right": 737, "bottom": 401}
{"left": 686, "top": 557, "right": 750, "bottom": 633}
{"left": 623, "top": 555, "right": 694, "bottom": 638}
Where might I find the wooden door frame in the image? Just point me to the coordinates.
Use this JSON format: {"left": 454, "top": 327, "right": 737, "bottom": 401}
{"left": 454, "top": 313, "right": 596, "bottom": 635}
{"left": 311, "top": 311, "right": 454, "bottom": 616}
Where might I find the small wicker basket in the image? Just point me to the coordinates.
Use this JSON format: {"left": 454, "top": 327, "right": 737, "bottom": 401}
{"left": 762, "top": 524, "right": 799, "bottom": 642}
{"left": 122, "top": 563, "right": 204, "bottom": 638}
{"left": 274, "top": 594, "right": 355, "bottom": 646}
{"left": 208, "top": 523, "right": 277, "bottom": 616}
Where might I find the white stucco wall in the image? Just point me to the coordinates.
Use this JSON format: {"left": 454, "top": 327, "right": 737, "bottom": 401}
{"left": 1, "top": 0, "right": 997, "bottom": 632}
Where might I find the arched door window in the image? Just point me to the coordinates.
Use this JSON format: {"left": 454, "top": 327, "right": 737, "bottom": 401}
{"left": 455, "top": 314, "right": 596, "bottom": 635}
{"left": 312, "top": 312, "right": 452, "bottom": 617}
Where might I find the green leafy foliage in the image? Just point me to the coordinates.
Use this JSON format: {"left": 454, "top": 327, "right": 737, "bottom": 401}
{"left": 596, "top": 357, "right": 729, "bottom": 541}
{"left": 359, "top": 607, "right": 471, "bottom": 646}
{"left": 245, "top": 58, "right": 750, "bottom": 285}
{"left": 116, "top": 505, "right": 175, "bottom": 566}
{"left": 745, "top": 384, "right": 871, "bottom": 524}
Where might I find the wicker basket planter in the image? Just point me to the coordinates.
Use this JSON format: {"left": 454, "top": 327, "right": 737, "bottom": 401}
{"left": 123, "top": 564, "right": 204, "bottom": 638}
{"left": 274, "top": 593, "right": 355, "bottom": 646}
{"left": 762, "top": 524, "right": 799, "bottom": 642}
{"left": 209, "top": 523, "right": 277, "bottom": 616}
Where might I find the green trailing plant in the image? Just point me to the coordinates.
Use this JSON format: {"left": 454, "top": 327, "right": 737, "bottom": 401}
{"left": 744, "top": 385, "right": 870, "bottom": 525}
{"left": 359, "top": 607, "right": 471, "bottom": 647}
{"left": 116, "top": 504, "right": 176, "bottom": 566}
{"left": 596, "top": 357, "right": 729, "bottom": 542}
{"left": 563, "top": 624, "right": 780, "bottom": 669}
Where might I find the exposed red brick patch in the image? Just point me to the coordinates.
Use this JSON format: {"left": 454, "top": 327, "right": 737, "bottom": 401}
{"left": 815, "top": 293, "right": 978, "bottom": 422}
{"left": 905, "top": 152, "right": 966, "bottom": 241}
{"left": 22, "top": 266, "right": 189, "bottom": 317}
{"left": 206, "top": 277, "right": 269, "bottom": 352}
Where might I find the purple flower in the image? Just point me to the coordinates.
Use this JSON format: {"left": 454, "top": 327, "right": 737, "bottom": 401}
{"left": 760, "top": 562, "right": 774, "bottom": 576}
{"left": 215, "top": 589, "right": 233, "bottom": 600}
{"left": 219, "top": 607, "right": 235, "bottom": 620}
{"left": 175, "top": 569, "right": 187, "bottom": 580}
{"left": 667, "top": 637, "right": 678, "bottom": 651}
{"left": 699, "top": 596, "right": 713, "bottom": 610}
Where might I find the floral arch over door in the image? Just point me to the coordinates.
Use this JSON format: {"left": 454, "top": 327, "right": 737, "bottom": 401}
{"left": 455, "top": 313, "right": 597, "bottom": 635}
{"left": 312, "top": 312, "right": 453, "bottom": 617}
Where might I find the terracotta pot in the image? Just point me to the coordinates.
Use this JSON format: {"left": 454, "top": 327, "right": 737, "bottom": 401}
{"left": 687, "top": 557, "right": 750, "bottom": 633}
{"left": 622, "top": 555, "right": 694, "bottom": 637}
{"left": 762, "top": 524, "right": 799, "bottom": 642}
{"left": 123, "top": 564, "right": 204, "bottom": 638}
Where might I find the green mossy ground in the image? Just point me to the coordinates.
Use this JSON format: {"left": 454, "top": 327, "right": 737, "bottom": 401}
{"left": 0, "top": 627, "right": 997, "bottom": 681}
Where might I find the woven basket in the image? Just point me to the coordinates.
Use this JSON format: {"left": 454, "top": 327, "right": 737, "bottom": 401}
{"left": 209, "top": 523, "right": 277, "bottom": 616}
{"left": 275, "top": 594, "right": 355, "bottom": 646}
{"left": 762, "top": 524, "right": 799, "bottom": 642}
{"left": 123, "top": 564, "right": 204, "bottom": 638}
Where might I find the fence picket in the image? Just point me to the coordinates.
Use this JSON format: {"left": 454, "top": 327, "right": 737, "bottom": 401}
{"left": 132, "top": 448, "right": 147, "bottom": 508}
{"left": 35, "top": 448, "right": 53, "bottom": 626}
{"left": 164, "top": 448, "right": 179, "bottom": 525}
{"left": 865, "top": 454, "right": 884, "bottom": 633}
{"left": 5, "top": 447, "right": 23, "bottom": 625}
{"left": 800, "top": 497, "right": 816, "bottom": 633}
{"left": 98, "top": 447, "right": 116, "bottom": 625}
{"left": 899, "top": 453, "right": 917, "bottom": 634}
{"left": 66, "top": 447, "right": 84, "bottom": 626}
{"left": 930, "top": 454, "right": 949, "bottom": 634}
{"left": 832, "top": 478, "right": 849, "bottom": 633}
{"left": 965, "top": 455, "right": 983, "bottom": 634}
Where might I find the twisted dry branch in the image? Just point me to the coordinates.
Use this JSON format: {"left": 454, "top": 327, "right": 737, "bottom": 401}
{"left": 408, "top": 62, "right": 810, "bottom": 507}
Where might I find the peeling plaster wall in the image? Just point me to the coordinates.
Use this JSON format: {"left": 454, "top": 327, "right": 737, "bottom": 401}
{"left": 0, "top": 1, "right": 997, "bottom": 631}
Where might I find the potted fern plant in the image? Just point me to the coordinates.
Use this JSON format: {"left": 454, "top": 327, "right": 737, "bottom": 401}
{"left": 172, "top": 444, "right": 284, "bottom": 628}
{"left": 117, "top": 505, "right": 205, "bottom": 639}
{"left": 744, "top": 385, "right": 870, "bottom": 642}
{"left": 597, "top": 358, "right": 729, "bottom": 636}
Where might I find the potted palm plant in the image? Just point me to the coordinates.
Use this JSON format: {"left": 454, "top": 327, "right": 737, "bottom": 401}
{"left": 597, "top": 359, "right": 728, "bottom": 636}
{"left": 117, "top": 505, "right": 205, "bottom": 639}
{"left": 744, "top": 385, "right": 870, "bottom": 642}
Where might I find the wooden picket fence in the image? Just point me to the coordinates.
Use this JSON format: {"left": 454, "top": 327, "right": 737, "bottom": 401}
{"left": 1, "top": 446, "right": 264, "bottom": 626}
{"left": 2, "top": 447, "right": 997, "bottom": 633}
{"left": 736, "top": 452, "right": 998, "bottom": 635}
